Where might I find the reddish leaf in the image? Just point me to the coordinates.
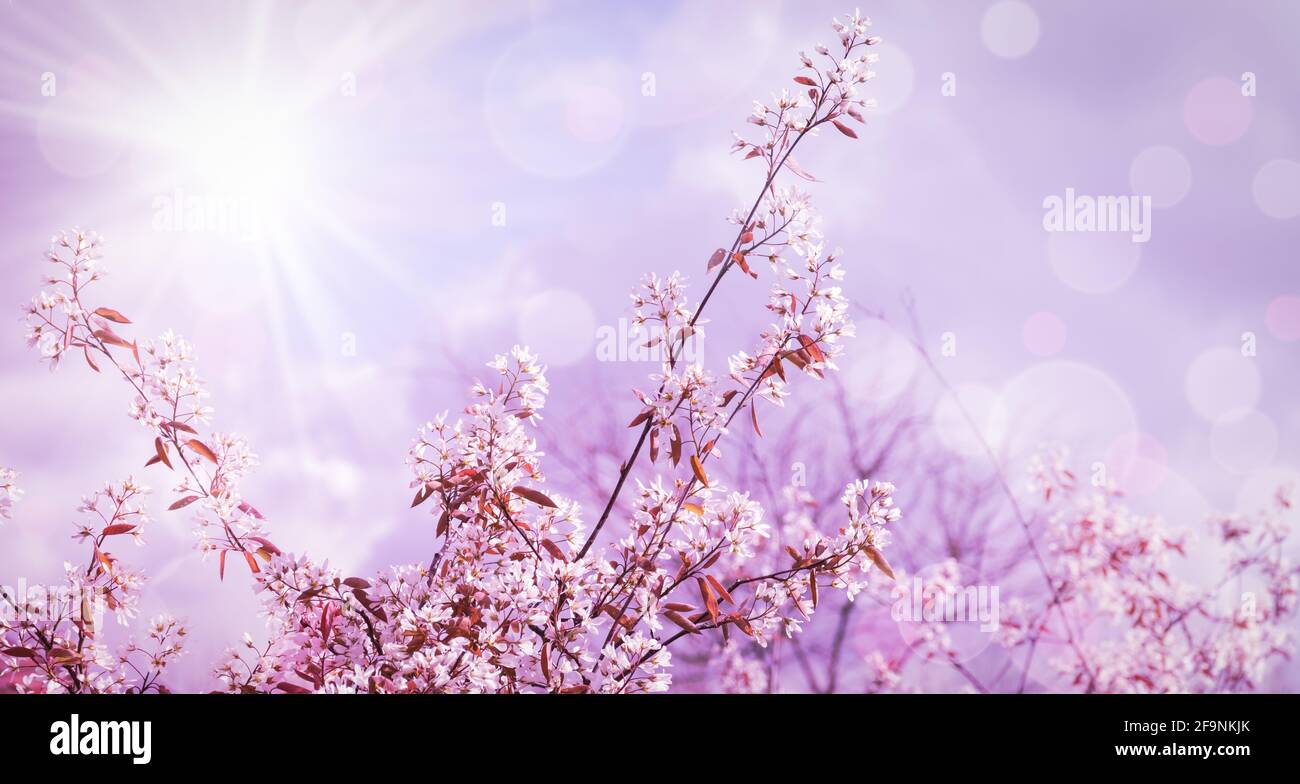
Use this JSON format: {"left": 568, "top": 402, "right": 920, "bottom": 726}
{"left": 628, "top": 408, "right": 652, "bottom": 428}
{"left": 706, "top": 248, "right": 726, "bottom": 273}
{"left": 411, "top": 486, "right": 434, "bottom": 508}
{"left": 733, "top": 252, "right": 756, "bottom": 279}
{"left": 238, "top": 501, "right": 265, "bottom": 520}
{"left": 93, "top": 328, "right": 132, "bottom": 348}
{"left": 512, "top": 486, "right": 558, "bottom": 509}
{"left": 83, "top": 347, "right": 100, "bottom": 373}
{"left": 101, "top": 523, "right": 136, "bottom": 536}
{"left": 48, "top": 647, "right": 79, "bottom": 664}
{"left": 690, "top": 455, "right": 710, "bottom": 488}
{"left": 793, "top": 75, "right": 817, "bottom": 86}
{"left": 832, "top": 119, "right": 859, "bottom": 139}
{"left": 541, "top": 539, "right": 568, "bottom": 562}
{"left": 865, "top": 545, "right": 895, "bottom": 581}
{"left": 797, "top": 334, "right": 826, "bottom": 363}
{"left": 706, "top": 575, "right": 735, "bottom": 605}
{"left": 664, "top": 610, "right": 701, "bottom": 634}
{"left": 243, "top": 550, "right": 260, "bottom": 574}
{"left": 343, "top": 577, "right": 371, "bottom": 589}
{"left": 729, "top": 612, "right": 756, "bottom": 637}
{"left": 154, "top": 437, "right": 173, "bottom": 470}
{"left": 168, "top": 495, "right": 200, "bottom": 511}
{"left": 750, "top": 402, "right": 762, "bottom": 437}
{"left": 2, "top": 646, "right": 37, "bottom": 658}
{"left": 784, "top": 156, "right": 820, "bottom": 182}
{"left": 275, "top": 682, "right": 312, "bottom": 694}
{"left": 219, "top": 550, "right": 226, "bottom": 581}
{"left": 144, "top": 454, "right": 162, "bottom": 467}
{"left": 247, "top": 536, "right": 281, "bottom": 556}
{"left": 186, "top": 439, "right": 219, "bottom": 464}
{"left": 697, "top": 577, "right": 721, "bottom": 623}
{"left": 93, "top": 307, "right": 131, "bottom": 324}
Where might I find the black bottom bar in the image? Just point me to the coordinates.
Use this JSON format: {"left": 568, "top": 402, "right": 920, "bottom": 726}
{"left": 0, "top": 693, "right": 1290, "bottom": 770}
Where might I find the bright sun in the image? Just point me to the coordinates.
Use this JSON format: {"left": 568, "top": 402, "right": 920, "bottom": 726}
{"left": 172, "top": 98, "right": 309, "bottom": 207}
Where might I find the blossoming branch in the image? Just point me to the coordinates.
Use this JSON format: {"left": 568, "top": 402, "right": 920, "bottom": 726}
{"left": 3, "top": 10, "right": 892, "bottom": 694}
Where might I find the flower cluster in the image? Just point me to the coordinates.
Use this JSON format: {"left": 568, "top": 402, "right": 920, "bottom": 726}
{"left": 0, "top": 467, "right": 19, "bottom": 522}
{"left": 999, "top": 449, "right": 1299, "bottom": 693}
{"left": 21, "top": 232, "right": 276, "bottom": 578}
{"left": 0, "top": 478, "right": 187, "bottom": 693}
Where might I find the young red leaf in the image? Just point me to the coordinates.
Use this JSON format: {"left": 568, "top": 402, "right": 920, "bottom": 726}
{"left": 793, "top": 75, "right": 817, "bottom": 86}
{"left": 797, "top": 334, "right": 826, "bottom": 363}
{"left": 706, "top": 248, "right": 726, "bottom": 273}
{"left": 247, "top": 536, "right": 281, "bottom": 555}
{"left": 832, "top": 119, "right": 859, "bottom": 139}
{"left": 168, "top": 495, "right": 200, "bottom": 511}
{"left": 706, "top": 575, "right": 735, "bottom": 605}
{"left": 690, "top": 455, "right": 710, "bottom": 488}
{"left": 540, "top": 539, "right": 568, "bottom": 561}
{"left": 219, "top": 550, "right": 226, "bottom": 581}
{"left": 238, "top": 501, "right": 265, "bottom": 520}
{"left": 865, "top": 545, "right": 895, "bottom": 580}
{"left": 186, "top": 439, "right": 219, "bottom": 464}
{"left": 411, "top": 485, "right": 434, "bottom": 508}
{"left": 697, "top": 577, "right": 721, "bottom": 623}
{"left": 784, "top": 156, "right": 820, "bottom": 182}
{"left": 93, "top": 328, "right": 133, "bottom": 348}
{"left": 93, "top": 307, "right": 131, "bottom": 324}
{"left": 664, "top": 610, "right": 701, "bottom": 634}
{"left": 512, "top": 486, "right": 558, "bottom": 508}
{"left": 244, "top": 550, "right": 260, "bottom": 574}
{"left": 101, "top": 523, "right": 136, "bottom": 536}
{"left": 729, "top": 612, "right": 755, "bottom": 637}
{"left": 154, "top": 437, "right": 173, "bottom": 470}
{"left": 733, "top": 251, "right": 757, "bottom": 279}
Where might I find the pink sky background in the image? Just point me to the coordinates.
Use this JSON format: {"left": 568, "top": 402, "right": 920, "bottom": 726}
{"left": 1, "top": 0, "right": 1298, "bottom": 690}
